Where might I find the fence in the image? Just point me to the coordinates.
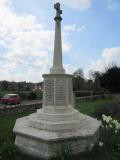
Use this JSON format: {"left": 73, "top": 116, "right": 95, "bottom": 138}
{"left": 0, "top": 102, "right": 42, "bottom": 116}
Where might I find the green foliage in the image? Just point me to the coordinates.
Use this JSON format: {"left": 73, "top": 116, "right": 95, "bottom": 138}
{"left": 14, "top": 91, "right": 37, "bottom": 100}
{"left": 0, "top": 91, "right": 10, "bottom": 98}
{"left": 0, "top": 110, "right": 37, "bottom": 160}
{"left": 0, "top": 99, "right": 120, "bottom": 160}
{"left": 100, "top": 115, "right": 120, "bottom": 159}
{"left": 28, "top": 92, "right": 37, "bottom": 100}
{"left": 100, "top": 65, "right": 120, "bottom": 93}
{"left": 74, "top": 91, "right": 91, "bottom": 97}
{"left": 73, "top": 68, "right": 87, "bottom": 91}
{"left": 36, "top": 90, "right": 43, "bottom": 100}
{"left": 0, "top": 92, "right": 4, "bottom": 98}
{"left": 0, "top": 142, "right": 37, "bottom": 160}
{"left": 53, "top": 144, "right": 71, "bottom": 160}
{"left": 74, "top": 91, "right": 104, "bottom": 97}
{"left": 79, "top": 143, "right": 120, "bottom": 160}
{"left": 73, "top": 76, "right": 86, "bottom": 91}
{"left": 75, "top": 115, "right": 120, "bottom": 160}
{"left": 75, "top": 98, "right": 112, "bottom": 115}
{"left": 0, "top": 142, "right": 17, "bottom": 160}
{"left": 93, "top": 102, "right": 120, "bottom": 120}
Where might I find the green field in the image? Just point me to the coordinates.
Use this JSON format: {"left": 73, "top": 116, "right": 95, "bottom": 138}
{"left": 75, "top": 98, "right": 114, "bottom": 115}
{"left": 0, "top": 98, "right": 119, "bottom": 160}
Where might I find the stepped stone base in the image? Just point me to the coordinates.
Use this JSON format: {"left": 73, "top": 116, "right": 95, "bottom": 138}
{"left": 13, "top": 109, "right": 101, "bottom": 160}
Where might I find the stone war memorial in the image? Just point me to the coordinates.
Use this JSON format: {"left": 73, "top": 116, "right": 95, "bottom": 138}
{"left": 13, "top": 3, "right": 101, "bottom": 159}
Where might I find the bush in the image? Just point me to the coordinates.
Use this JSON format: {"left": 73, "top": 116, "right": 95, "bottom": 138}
{"left": 99, "top": 115, "right": 120, "bottom": 159}
{"left": 53, "top": 144, "right": 71, "bottom": 160}
{"left": 0, "top": 93, "right": 4, "bottom": 98}
{"left": 78, "top": 115, "right": 120, "bottom": 160}
{"left": 74, "top": 91, "right": 90, "bottom": 97}
{"left": 27, "top": 92, "right": 37, "bottom": 100}
{"left": 36, "top": 90, "right": 43, "bottom": 100}
{"left": 100, "top": 65, "right": 120, "bottom": 93}
{"left": 14, "top": 91, "right": 42, "bottom": 100}
{"left": 12, "top": 91, "right": 27, "bottom": 100}
{"left": 93, "top": 103, "right": 120, "bottom": 120}
{"left": 74, "top": 91, "right": 104, "bottom": 97}
{"left": 0, "top": 142, "right": 17, "bottom": 160}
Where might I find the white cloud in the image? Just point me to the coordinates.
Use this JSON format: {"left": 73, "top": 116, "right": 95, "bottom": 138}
{"left": 63, "top": 24, "right": 86, "bottom": 34}
{"left": 0, "top": 0, "right": 11, "bottom": 6}
{"left": 86, "top": 47, "right": 120, "bottom": 78}
{"left": 63, "top": 0, "right": 91, "bottom": 10}
{"left": 87, "top": 59, "right": 106, "bottom": 73}
{"left": 64, "top": 64, "right": 77, "bottom": 74}
{"left": 0, "top": 0, "right": 74, "bottom": 82}
{"left": 63, "top": 25, "right": 76, "bottom": 32}
{"left": 62, "top": 24, "right": 86, "bottom": 53}
{"left": 62, "top": 42, "right": 71, "bottom": 53}
{"left": 102, "top": 47, "right": 120, "bottom": 61}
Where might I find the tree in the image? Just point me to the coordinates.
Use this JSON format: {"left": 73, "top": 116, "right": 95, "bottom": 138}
{"left": 2, "top": 80, "right": 9, "bottom": 90}
{"left": 86, "top": 79, "right": 94, "bottom": 91}
{"left": 73, "top": 68, "right": 84, "bottom": 78}
{"left": 73, "top": 69, "right": 86, "bottom": 91}
{"left": 99, "top": 65, "right": 120, "bottom": 93}
{"left": 92, "top": 71, "right": 101, "bottom": 91}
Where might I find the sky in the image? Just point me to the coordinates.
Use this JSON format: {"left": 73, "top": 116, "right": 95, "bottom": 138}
{"left": 0, "top": 0, "right": 120, "bottom": 82}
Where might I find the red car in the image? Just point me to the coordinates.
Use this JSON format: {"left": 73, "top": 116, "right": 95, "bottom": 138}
{"left": 0, "top": 94, "right": 21, "bottom": 105}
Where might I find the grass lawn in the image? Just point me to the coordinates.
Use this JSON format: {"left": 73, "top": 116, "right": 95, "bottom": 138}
{"left": 0, "top": 110, "right": 38, "bottom": 160}
{"left": 0, "top": 98, "right": 119, "bottom": 160}
{"left": 75, "top": 98, "right": 113, "bottom": 115}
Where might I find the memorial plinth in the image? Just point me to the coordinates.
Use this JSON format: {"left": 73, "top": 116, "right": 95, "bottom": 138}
{"left": 13, "top": 3, "right": 101, "bottom": 160}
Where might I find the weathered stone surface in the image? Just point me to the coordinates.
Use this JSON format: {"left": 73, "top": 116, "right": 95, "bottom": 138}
{"left": 50, "top": 3, "right": 65, "bottom": 74}
{"left": 13, "top": 112, "right": 100, "bottom": 159}
{"left": 44, "top": 79, "right": 54, "bottom": 106}
{"left": 28, "top": 109, "right": 84, "bottom": 131}
{"left": 43, "top": 74, "right": 73, "bottom": 113}
{"left": 13, "top": 3, "right": 101, "bottom": 160}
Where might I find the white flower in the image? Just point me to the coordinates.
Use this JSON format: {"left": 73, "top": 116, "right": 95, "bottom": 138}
{"left": 90, "top": 143, "right": 94, "bottom": 147}
{"left": 112, "top": 120, "right": 118, "bottom": 125}
{"left": 102, "top": 114, "right": 112, "bottom": 123}
{"left": 109, "top": 124, "right": 112, "bottom": 128}
{"left": 99, "top": 142, "right": 103, "bottom": 147}
{"left": 115, "top": 130, "right": 118, "bottom": 133}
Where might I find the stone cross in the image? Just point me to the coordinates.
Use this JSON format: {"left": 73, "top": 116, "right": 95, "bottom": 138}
{"left": 54, "top": 3, "right": 62, "bottom": 20}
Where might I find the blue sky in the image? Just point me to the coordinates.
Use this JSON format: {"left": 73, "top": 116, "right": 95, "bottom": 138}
{"left": 0, "top": 0, "right": 120, "bottom": 82}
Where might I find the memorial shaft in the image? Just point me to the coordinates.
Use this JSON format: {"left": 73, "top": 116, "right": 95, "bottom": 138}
{"left": 54, "top": 16, "right": 62, "bottom": 67}
{"left": 50, "top": 3, "right": 65, "bottom": 74}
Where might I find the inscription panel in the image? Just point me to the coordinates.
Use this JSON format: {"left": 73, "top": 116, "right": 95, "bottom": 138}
{"left": 45, "top": 79, "right": 54, "bottom": 105}
{"left": 56, "top": 79, "right": 66, "bottom": 106}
